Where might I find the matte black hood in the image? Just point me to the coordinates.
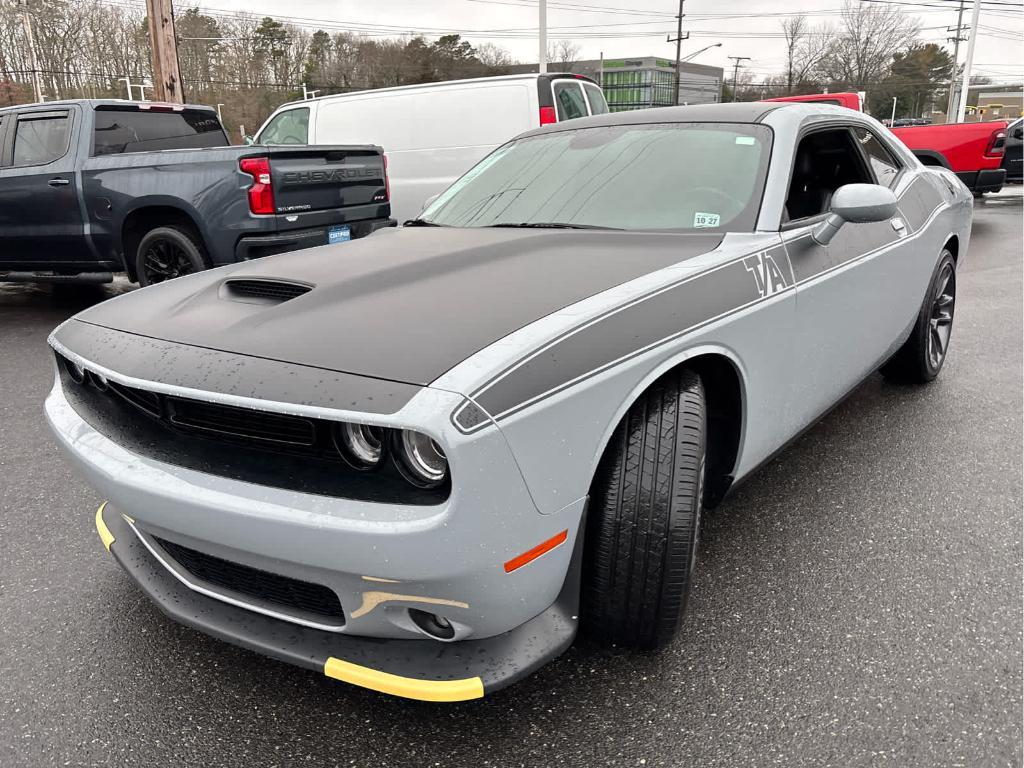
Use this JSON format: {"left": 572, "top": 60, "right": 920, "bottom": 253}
{"left": 74, "top": 228, "right": 724, "bottom": 386}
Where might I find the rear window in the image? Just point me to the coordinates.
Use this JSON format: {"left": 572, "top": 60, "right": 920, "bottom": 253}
{"left": 257, "top": 107, "right": 310, "bottom": 145}
{"left": 583, "top": 83, "right": 609, "bottom": 115}
{"left": 553, "top": 82, "right": 588, "bottom": 121}
{"left": 92, "top": 108, "right": 227, "bottom": 156}
{"left": 421, "top": 122, "right": 772, "bottom": 232}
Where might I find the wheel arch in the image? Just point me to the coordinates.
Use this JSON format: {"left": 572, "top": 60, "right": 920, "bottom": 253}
{"left": 914, "top": 150, "right": 952, "bottom": 169}
{"left": 943, "top": 233, "right": 959, "bottom": 263}
{"left": 587, "top": 344, "right": 747, "bottom": 511}
{"left": 119, "top": 202, "right": 207, "bottom": 281}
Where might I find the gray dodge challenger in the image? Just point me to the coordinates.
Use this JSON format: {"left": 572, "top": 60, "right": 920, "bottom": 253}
{"left": 46, "top": 102, "right": 972, "bottom": 701}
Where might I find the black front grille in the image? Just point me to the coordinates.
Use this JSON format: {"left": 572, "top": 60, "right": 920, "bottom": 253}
{"left": 56, "top": 353, "right": 449, "bottom": 504}
{"left": 168, "top": 398, "right": 316, "bottom": 447}
{"left": 155, "top": 536, "right": 345, "bottom": 623}
{"left": 223, "top": 279, "right": 311, "bottom": 303}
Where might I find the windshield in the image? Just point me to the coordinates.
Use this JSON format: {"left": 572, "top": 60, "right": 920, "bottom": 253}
{"left": 420, "top": 122, "right": 772, "bottom": 231}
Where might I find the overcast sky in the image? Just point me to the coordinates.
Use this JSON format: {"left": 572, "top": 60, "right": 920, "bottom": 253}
{"left": 208, "top": 0, "right": 1023, "bottom": 84}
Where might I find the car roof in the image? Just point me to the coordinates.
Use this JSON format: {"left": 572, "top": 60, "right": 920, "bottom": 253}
{"left": 0, "top": 99, "right": 216, "bottom": 114}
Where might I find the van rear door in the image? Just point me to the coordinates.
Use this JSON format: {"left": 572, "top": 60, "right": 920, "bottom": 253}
{"left": 542, "top": 76, "right": 610, "bottom": 122}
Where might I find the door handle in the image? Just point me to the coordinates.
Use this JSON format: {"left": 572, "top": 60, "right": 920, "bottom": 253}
{"left": 48, "top": 177, "right": 70, "bottom": 187}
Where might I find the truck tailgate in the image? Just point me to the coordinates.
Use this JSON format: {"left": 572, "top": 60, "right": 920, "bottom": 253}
{"left": 268, "top": 148, "right": 387, "bottom": 214}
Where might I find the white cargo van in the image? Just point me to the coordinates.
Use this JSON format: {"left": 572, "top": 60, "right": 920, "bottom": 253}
{"left": 254, "top": 74, "right": 610, "bottom": 223}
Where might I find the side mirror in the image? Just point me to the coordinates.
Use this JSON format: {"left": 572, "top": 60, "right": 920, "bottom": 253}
{"left": 1012, "top": 126, "right": 1023, "bottom": 140}
{"left": 243, "top": 135, "right": 255, "bottom": 146}
{"left": 812, "top": 183, "right": 898, "bottom": 246}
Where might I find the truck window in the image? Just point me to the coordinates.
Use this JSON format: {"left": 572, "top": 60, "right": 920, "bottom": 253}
{"left": 258, "top": 108, "right": 310, "bottom": 145}
{"left": 553, "top": 82, "right": 588, "bottom": 121}
{"left": 92, "top": 108, "right": 227, "bottom": 156}
{"left": 13, "top": 113, "right": 71, "bottom": 166}
{"left": 582, "top": 83, "right": 609, "bottom": 115}
{"left": 853, "top": 128, "right": 902, "bottom": 187}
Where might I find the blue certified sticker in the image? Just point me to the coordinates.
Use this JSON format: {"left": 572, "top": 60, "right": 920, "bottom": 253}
{"left": 328, "top": 226, "right": 351, "bottom": 244}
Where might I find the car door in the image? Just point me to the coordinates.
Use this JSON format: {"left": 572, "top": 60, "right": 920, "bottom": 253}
{"left": 0, "top": 106, "right": 90, "bottom": 267}
{"left": 782, "top": 123, "right": 911, "bottom": 427}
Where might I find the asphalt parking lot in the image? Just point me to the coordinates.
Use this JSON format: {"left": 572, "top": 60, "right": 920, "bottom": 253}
{"left": 1, "top": 189, "right": 1021, "bottom": 768}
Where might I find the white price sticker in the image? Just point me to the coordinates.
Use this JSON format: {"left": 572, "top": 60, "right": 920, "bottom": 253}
{"left": 693, "top": 212, "right": 721, "bottom": 228}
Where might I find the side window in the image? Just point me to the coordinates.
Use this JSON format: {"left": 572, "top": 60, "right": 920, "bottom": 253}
{"left": 582, "top": 83, "right": 609, "bottom": 115}
{"left": 553, "top": 82, "right": 587, "bottom": 121}
{"left": 258, "top": 107, "right": 309, "bottom": 145}
{"left": 13, "top": 113, "right": 71, "bottom": 166}
{"left": 784, "top": 128, "right": 873, "bottom": 223}
{"left": 854, "top": 127, "right": 901, "bottom": 187}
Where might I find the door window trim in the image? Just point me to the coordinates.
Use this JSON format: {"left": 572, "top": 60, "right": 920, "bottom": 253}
{"left": 851, "top": 126, "right": 906, "bottom": 189}
{"left": 11, "top": 109, "right": 74, "bottom": 169}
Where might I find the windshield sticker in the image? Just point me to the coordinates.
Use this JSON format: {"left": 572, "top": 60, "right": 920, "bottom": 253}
{"left": 735, "top": 136, "right": 757, "bottom": 146}
{"left": 693, "top": 212, "right": 721, "bottom": 228}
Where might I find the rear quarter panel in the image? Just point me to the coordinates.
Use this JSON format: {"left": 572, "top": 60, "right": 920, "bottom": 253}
{"left": 891, "top": 122, "right": 1008, "bottom": 172}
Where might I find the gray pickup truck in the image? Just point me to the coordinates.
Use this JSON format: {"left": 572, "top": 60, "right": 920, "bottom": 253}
{"left": 0, "top": 99, "right": 393, "bottom": 285}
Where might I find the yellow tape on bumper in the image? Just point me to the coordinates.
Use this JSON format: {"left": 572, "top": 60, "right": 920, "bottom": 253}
{"left": 323, "top": 656, "right": 484, "bottom": 702}
{"left": 95, "top": 502, "right": 114, "bottom": 552}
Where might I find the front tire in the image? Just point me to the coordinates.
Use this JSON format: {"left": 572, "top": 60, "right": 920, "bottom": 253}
{"left": 135, "top": 225, "right": 209, "bottom": 287}
{"left": 881, "top": 249, "right": 957, "bottom": 384}
{"left": 582, "top": 369, "right": 707, "bottom": 650}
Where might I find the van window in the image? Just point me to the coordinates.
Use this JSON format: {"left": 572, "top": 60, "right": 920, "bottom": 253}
{"left": 13, "top": 113, "right": 71, "bottom": 166}
{"left": 259, "top": 108, "right": 309, "bottom": 144}
{"left": 553, "top": 82, "right": 588, "bottom": 121}
{"left": 583, "top": 83, "right": 609, "bottom": 115}
{"left": 92, "top": 108, "right": 227, "bottom": 156}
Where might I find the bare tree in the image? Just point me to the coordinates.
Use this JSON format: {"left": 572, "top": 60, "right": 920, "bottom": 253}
{"left": 817, "top": 0, "right": 920, "bottom": 90}
{"left": 781, "top": 15, "right": 830, "bottom": 94}
{"left": 547, "top": 39, "right": 581, "bottom": 71}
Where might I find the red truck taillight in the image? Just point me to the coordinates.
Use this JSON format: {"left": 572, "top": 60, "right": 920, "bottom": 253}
{"left": 239, "top": 156, "right": 275, "bottom": 215}
{"left": 986, "top": 129, "right": 1007, "bottom": 157}
{"left": 539, "top": 106, "right": 557, "bottom": 126}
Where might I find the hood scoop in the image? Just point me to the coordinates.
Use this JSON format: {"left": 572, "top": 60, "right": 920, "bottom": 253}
{"left": 221, "top": 278, "right": 313, "bottom": 305}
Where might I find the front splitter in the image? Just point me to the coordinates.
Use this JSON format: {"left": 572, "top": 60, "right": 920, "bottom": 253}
{"left": 97, "top": 503, "right": 580, "bottom": 702}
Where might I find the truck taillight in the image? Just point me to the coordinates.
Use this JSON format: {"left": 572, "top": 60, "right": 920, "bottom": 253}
{"left": 239, "top": 156, "right": 275, "bottom": 215}
{"left": 539, "top": 106, "right": 557, "bottom": 126}
{"left": 383, "top": 154, "right": 390, "bottom": 201}
{"left": 986, "top": 129, "right": 1006, "bottom": 156}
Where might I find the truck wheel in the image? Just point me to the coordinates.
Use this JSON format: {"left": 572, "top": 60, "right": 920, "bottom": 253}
{"left": 136, "top": 225, "right": 209, "bottom": 286}
{"left": 582, "top": 369, "right": 706, "bottom": 650}
{"left": 881, "top": 249, "right": 956, "bottom": 384}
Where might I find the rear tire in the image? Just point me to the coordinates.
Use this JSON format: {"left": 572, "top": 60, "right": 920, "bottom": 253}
{"left": 135, "top": 225, "right": 209, "bottom": 287}
{"left": 881, "top": 249, "right": 956, "bottom": 384}
{"left": 582, "top": 369, "right": 707, "bottom": 650}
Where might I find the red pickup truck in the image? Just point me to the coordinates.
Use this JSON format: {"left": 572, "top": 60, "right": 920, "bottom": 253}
{"left": 763, "top": 92, "right": 1008, "bottom": 196}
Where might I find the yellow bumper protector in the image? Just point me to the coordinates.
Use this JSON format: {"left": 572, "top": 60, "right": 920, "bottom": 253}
{"left": 323, "top": 657, "right": 484, "bottom": 702}
{"left": 95, "top": 502, "right": 114, "bottom": 552}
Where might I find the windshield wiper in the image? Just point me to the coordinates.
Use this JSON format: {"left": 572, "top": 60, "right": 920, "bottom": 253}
{"left": 403, "top": 218, "right": 444, "bottom": 227}
{"left": 485, "top": 222, "right": 621, "bottom": 230}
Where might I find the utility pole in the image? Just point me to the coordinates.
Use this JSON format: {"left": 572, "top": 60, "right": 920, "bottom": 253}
{"left": 945, "top": 0, "right": 967, "bottom": 122}
{"left": 666, "top": 0, "right": 689, "bottom": 105}
{"left": 18, "top": 1, "right": 43, "bottom": 103}
{"left": 538, "top": 0, "right": 547, "bottom": 73}
{"left": 956, "top": 0, "right": 982, "bottom": 123}
{"left": 728, "top": 56, "right": 750, "bottom": 102}
{"left": 145, "top": 0, "right": 184, "bottom": 103}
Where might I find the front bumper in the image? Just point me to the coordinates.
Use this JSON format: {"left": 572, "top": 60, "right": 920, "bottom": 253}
{"left": 96, "top": 503, "right": 580, "bottom": 701}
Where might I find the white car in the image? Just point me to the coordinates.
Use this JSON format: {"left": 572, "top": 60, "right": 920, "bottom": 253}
{"left": 254, "top": 73, "right": 609, "bottom": 223}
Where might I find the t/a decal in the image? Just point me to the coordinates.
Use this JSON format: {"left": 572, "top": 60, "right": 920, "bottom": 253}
{"left": 743, "top": 251, "right": 788, "bottom": 298}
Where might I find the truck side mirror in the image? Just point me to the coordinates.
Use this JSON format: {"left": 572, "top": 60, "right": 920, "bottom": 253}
{"left": 812, "top": 183, "right": 898, "bottom": 246}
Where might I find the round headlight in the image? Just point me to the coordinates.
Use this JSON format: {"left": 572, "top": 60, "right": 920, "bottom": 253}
{"left": 336, "top": 422, "right": 385, "bottom": 470}
{"left": 64, "top": 357, "right": 85, "bottom": 384}
{"left": 395, "top": 430, "right": 448, "bottom": 488}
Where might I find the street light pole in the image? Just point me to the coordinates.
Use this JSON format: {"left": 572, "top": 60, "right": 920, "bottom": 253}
{"left": 728, "top": 56, "right": 750, "bottom": 102}
{"left": 955, "top": 0, "right": 982, "bottom": 123}
{"left": 538, "top": 0, "right": 547, "bottom": 74}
